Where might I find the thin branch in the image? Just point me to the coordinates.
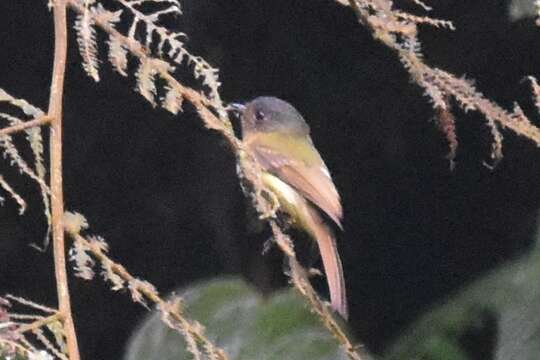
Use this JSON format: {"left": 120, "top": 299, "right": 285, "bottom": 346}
{"left": 270, "top": 223, "right": 362, "bottom": 360}
{"left": 344, "top": 0, "right": 540, "bottom": 150}
{"left": 48, "top": 1, "right": 81, "bottom": 359}
{"left": 64, "top": 227, "right": 229, "bottom": 360}
{"left": 0, "top": 116, "right": 52, "bottom": 136}
{"left": 5, "top": 295, "right": 56, "bottom": 314}
{"left": 16, "top": 313, "right": 62, "bottom": 335}
{"left": 9, "top": 314, "right": 44, "bottom": 321}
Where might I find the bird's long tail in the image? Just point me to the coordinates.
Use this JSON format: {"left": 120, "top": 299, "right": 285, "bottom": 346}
{"left": 260, "top": 172, "right": 347, "bottom": 318}
{"left": 305, "top": 206, "right": 348, "bottom": 319}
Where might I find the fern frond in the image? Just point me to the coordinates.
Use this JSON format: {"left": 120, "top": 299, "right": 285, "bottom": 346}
{"left": 0, "top": 89, "right": 44, "bottom": 118}
{"left": 411, "top": 0, "right": 432, "bottom": 11}
{"left": 0, "top": 115, "right": 50, "bottom": 193}
{"left": 107, "top": 35, "right": 128, "bottom": 76}
{"left": 0, "top": 88, "right": 51, "bottom": 244}
{"left": 64, "top": 216, "right": 226, "bottom": 360}
{"left": 101, "top": 260, "right": 125, "bottom": 291}
{"left": 26, "top": 125, "right": 51, "bottom": 247}
{"left": 74, "top": 0, "right": 100, "bottom": 82}
{"left": 0, "top": 175, "right": 26, "bottom": 214}
{"left": 0, "top": 135, "right": 50, "bottom": 194}
{"left": 435, "top": 105, "right": 458, "bottom": 169}
{"left": 528, "top": 76, "right": 540, "bottom": 113}
{"left": 116, "top": 0, "right": 225, "bottom": 116}
{"left": 174, "top": 320, "right": 202, "bottom": 360}
{"left": 127, "top": 279, "right": 155, "bottom": 308}
{"left": 135, "top": 59, "right": 158, "bottom": 106}
{"left": 69, "top": 240, "right": 95, "bottom": 280}
{"left": 32, "top": 329, "right": 68, "bottom": 360}
{"left": 162, "top": 85, "right": 183, "bottom": 114}
{"left": 395, "top": 11, "right": 455, "bottom": 30}
{"left": 91, "top": 3, "right": 122, "bottom": 24}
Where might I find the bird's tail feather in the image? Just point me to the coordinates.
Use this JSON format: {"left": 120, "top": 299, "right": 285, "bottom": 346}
{"left": 260, "top": 172, "right": 347, "bottom": 318}
{"left": 306, "top": 206, "right": 348, "bottom": 319}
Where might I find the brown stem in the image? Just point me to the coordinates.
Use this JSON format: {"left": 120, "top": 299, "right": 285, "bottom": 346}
{"left": 16, "top": 313, "right": 62, "bottom": 334}
{"left": 0, "top": 115, "right": 52, "bottom": 136}
{"left": 48, "top": 1, "right": 81, "bottom": 359}
{"left": 66, "top": 231, "right": 228, "bottom": 360}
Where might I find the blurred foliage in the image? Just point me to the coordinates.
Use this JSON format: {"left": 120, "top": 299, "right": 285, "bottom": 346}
{"left": 123, "top": 277, "right": 359, "bottom": 360}
{"left": 0, "top": 350, "right": 34, "bottom": 360}
{"left": 384, "top": 215, "right": 540, "bottom": 360}
{"left": 509, "top": 0, "right": 537, "bottom": 21}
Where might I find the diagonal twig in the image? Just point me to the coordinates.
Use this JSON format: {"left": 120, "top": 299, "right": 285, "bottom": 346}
{"left": 0, "top": 116, "right": 52, "bottom": 136}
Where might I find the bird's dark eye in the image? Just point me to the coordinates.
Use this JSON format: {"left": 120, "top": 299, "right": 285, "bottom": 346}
{"left": 255, "top": 110, "right": 265, "bottom": 122}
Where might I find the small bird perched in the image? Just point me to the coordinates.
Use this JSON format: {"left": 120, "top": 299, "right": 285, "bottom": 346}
{"left": 233, "top": 96, "right": 347, "bottom": 319}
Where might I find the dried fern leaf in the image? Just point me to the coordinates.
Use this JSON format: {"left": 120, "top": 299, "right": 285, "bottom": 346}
{"left": 0, "top": 120, "right": 50, "bottom": 193}
{"left": 108, "top": 35, "right": 128, "bottom": 76}
{"left": 5, "top": 295, "right": 56, "bottom": 314}
{"left": 395, "top": 11, "right": 455, "bottom": 30}
{"left": 69, "top": 239, "right": 95, "bottom": 280}
{"left": 27, "top": 350, "right": 57, "bottom": 360}
{"left": 0, "top": 112, "right": 51, "bottom": 243}
{"left": 0, "top": 175, "right": 26, "bottom": 214}
{"left": 117, "top": 0, "right": 226, "bottom": 115}
{"left": 411, "top": 0, "right": 432, "bottom": 11}
{"left": 162, "top": 85, "right": 183, "bottom": 114}
{"left": 45, "top": 320, "right": 67, "bottom": 357}
{"left": 26, "top": 125, "right": 51, "bottom": 247}
{"left": 32, "top": 329, "right": 68, "bottom": 360}
{"left": 101, "top": 261, "right": 125, "bottom": 291}
{"left": 135, "top": 59, "right": 158, "bottom": 106}
{"left": 435, "top": 106, "right": 458, "bottom": 169}
{"left": 528, "top": 76, "right": 540, "bottom": 113}
{"left": 74, "top": 1, "right": 100, "bottom": 82}
{"left": 0, "top": 89, "right": 44, "bottom": 118}
{"left": 128, "top": 279, "right": 156, "bottom": 309}
{"left": 63, "top": 211, "right": 89, "bottom": 234}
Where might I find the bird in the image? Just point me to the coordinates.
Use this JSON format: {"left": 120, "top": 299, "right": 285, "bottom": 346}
{"left": 232, "top": 96, "right": 347, "bottom": 319}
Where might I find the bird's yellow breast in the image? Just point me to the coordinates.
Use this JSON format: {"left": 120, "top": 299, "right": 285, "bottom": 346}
{"left": 262, "top": 172, "right": 300, "bottom": 208}
{"left": 261, "top": 172, "right": 313, "bottom": 233}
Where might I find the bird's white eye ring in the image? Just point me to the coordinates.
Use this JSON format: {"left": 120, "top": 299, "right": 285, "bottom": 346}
{"left": 255, "top": 110, "right": 265, "bottom": 122}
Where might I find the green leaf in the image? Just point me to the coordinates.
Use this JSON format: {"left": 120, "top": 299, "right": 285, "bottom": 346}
{"left": 124, "top": 277, "right": 353, "bottom": 360}
{"left": 384, "top": 227, "right": 540, "bottom": 360}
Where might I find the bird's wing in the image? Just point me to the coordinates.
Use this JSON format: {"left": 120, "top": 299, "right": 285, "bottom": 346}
{"left": 250, "top": 144, "right": 343, "bottom": 228}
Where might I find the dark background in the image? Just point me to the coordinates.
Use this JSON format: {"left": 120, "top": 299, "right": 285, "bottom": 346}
{"left": 1, "top": 0, "right": 540, "bottom": 358}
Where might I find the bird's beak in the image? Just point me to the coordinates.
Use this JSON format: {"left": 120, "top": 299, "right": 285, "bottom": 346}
{"left": 227, "top": 103, "right": 246, "bottom": 113}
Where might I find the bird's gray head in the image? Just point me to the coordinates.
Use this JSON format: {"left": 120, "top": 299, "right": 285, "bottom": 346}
{"left": 235, "top": 97, "right": 310, "bottom": 137}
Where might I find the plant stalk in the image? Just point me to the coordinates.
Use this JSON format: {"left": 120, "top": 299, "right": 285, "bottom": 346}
{"left": 49, "top": 1, "right": 81, "bottom": 359}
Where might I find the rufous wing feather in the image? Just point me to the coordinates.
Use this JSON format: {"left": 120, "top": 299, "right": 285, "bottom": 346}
{"left": 279, "top": 164, "right": 343, "bottom": 228}
{"left": 250, "top": 144, "right": 343, "bottom": 228}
